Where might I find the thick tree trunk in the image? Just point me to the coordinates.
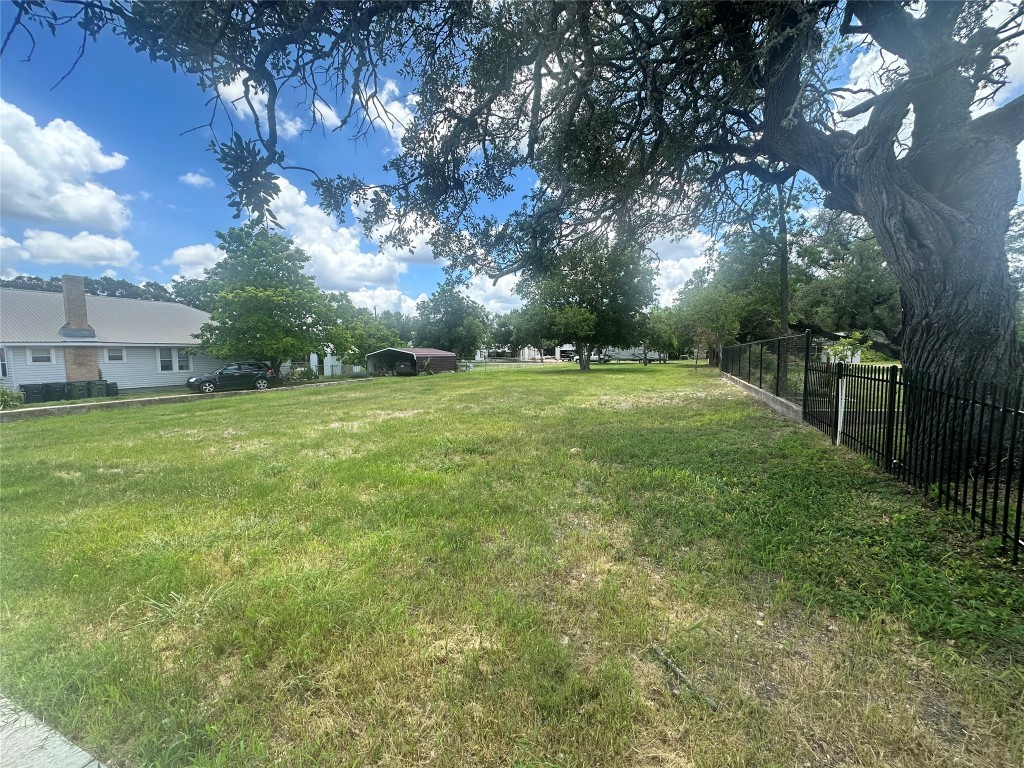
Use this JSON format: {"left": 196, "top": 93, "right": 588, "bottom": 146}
{"left": 577, "top": 340, "right": 591, "bottom": 371}
{"left": 759, "top": 12, "right": 1023, "bottom": 390}
{"left": 851, "top": 144, "right": 1020, "bottom": 388}
{"left": 829, "top": 97, "right": 1022, "bottom": 476}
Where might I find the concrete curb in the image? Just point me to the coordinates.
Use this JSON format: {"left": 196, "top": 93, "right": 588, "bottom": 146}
{"left": 721, "top": 372, "right": 803, "bottom": 423}
{"left": 0, "top": 377, "right": 374, "bottom": 424}
{"left": 0, "top": 696, "right": 104, "bottom": 768}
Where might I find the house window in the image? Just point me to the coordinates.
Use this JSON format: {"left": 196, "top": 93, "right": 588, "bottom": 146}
{"left": 106, "top": 347, "right": 125, "bottom": 362}
{"left": 28, "top": 348, "right": 53, "bottom": 364}
{"left": 0, "top": 348, "right": 7, "bottom": 378}
{"left": 158, "top": 347, "right": 192, "bottom": 372}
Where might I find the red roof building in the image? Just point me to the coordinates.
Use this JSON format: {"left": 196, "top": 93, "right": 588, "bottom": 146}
{"left": 364, "top": 347, "right": 458, "bottom": 376}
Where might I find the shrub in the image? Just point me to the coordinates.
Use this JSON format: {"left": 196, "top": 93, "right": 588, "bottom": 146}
{"left": 290, "top": 366, "right": 319, "bottom": 381}
{"left": 0, "top": 388, "right": 24, "bottom": 409}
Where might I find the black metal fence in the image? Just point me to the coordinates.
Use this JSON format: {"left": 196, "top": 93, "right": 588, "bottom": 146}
{"left": 723, "top": 333, "right": 1023, "bottom": 565}
{"left": 721, "top": 333, "right": 827, "bottom": 407}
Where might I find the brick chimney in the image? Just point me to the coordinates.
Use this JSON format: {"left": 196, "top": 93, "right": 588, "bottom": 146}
{"left": 59, "top": 275, "right": 96, "bottom": 338}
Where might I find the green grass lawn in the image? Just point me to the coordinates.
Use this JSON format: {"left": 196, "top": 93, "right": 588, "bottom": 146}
{"left": 1, "top": 363, "right": 1021, "bottom": 767}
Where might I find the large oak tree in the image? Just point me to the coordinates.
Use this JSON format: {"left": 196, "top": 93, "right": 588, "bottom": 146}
{"left": 8, "top": 0, "right": 1022, "bottom": 387}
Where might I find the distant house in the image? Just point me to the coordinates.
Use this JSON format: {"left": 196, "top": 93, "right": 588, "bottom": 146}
{"left": 475, "top": 345, "right": 566, "bottom": 361}
{"left": 0, "top": 275, "right": 225, "bottom": 392}
{"left": 365, "top": 347, "right": 458, "bottom": 375}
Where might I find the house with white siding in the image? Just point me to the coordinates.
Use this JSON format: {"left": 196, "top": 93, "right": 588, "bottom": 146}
{"left": 0, "top": 275, "right": 225, "bottom": 392}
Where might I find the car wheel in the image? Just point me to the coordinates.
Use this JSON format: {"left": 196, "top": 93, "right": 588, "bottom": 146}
{"left": 199, "top": 381, "right": 216, "bottom": 394}
{"left": 254, "top": 377, "right": 269, "bottom": 391}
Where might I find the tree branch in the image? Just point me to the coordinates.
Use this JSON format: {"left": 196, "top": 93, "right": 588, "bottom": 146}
{"left": 969, "top": 92, "right": 1024, "bottom": 145}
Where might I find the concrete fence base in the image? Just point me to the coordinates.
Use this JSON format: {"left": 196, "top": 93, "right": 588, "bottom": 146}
{"left": 721, "top": 373, "right": 803, "bottom": 423}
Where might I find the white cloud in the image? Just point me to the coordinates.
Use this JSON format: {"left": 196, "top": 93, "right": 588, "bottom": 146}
{"left": 218, "top": 77, "right": 336, "bottom": 141}
{"left": 369, "top": 80, "right": 415, "bottom": 143}
{"left": 0, "top": 235, "right": 28, "bottom": 263}
{"left": 0, "top": 100, "right": 130, "bottom": 232}
{"left": 217, "top": 73, "right": 414, "bottom": 146}
{"left": 461, "top": 273, "right": 522, "bottom": 314}
{"left": 163, "top": 243, "right": 223, "bottom": 280}
{"left": 650, "top": 231, "right": 713, "bottom": 305}
{"left": 1, "top": 266, "right": 26, "bottom": 280}
{"left": 179, "top": 172, "right": 214, "bottom": 188}
{"left": 278, "top": 114, "right": 305, "bottom": 140}
{"left": 218, "top": 76, "right": 270, "bottom": 124}
{"left": 217, "top": 75, "right": 304, "bottom": 139}
{"left": 314, "top": 100, "right": 342, "bottom": 130}
{"left": 348, "top": 286, "right": 425, "bottom": 315}
{"left": 4, "top": 229, "right": 138, "bottom": 267}
{"left": 271, "top": 178, "right": 420, "bottom": 292}
{"left": 352, "top": 199, "right": 436, "bottom": 266}
{"left": 168, "top": 176, "right": 443, "bottom": 296}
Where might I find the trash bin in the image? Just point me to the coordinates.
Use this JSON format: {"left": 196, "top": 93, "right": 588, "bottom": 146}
{"left": 44, "top": 382, "right": 67, "bottom": 402}
{"left": 67, "top": 381, "right": 90, "bottom": 400}
{"left": 88, "top": 379, "right": 107, "bottom": 398}
{"left": 105, "top": 381, "right": 119, "bottom": 397}
{"left": 19, "top": 384, "right": 44, "bottom": 404}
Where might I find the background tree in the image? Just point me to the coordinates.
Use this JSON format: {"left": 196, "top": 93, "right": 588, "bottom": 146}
{"left": 489, "top": 310, "right": 526, "bottom": 358}
{"left": 697, "top": 174, "right": 815, "bottom": 338}
{"left": 675, "top": 283, "right": 744, "bottom": 367}
{"left": 517, "top": 303, "right": 558, "bottom": 360}
{"left": 640, "top": 307, "right": 683, "bottom": 359}
{"left": 680, "top": 228, "right": 813, "bottom": 347}
{"left": 792, "top": 212, "right": 902, "bottom": 349}
{"left": 376, "top": 310, "right": 416, "bottom": 346}
{"left": 326, "top": 293, "right": 404, "bottom": 364}
{"left": 413, "top": 283, "right": 489, "bottom": 359}
{"left": 489, "top": 306, "right": 556, "bottom": 359}
{"left": 2, "top": 274, "right": 177, "bottom": 302}
{"left": 190, "top": 224, "right": 337, "bottom": 375}
{"left": 173, "top": 226, "right": 324, "bottom": 312}
{"left": 674, "top": 208, "right": 905, "bottom": 357}
{"left": 519, "top": 234, "right": 657, "bottom": 371}
{"left": 342, "top": 315, "right": 403, "bottom": 364}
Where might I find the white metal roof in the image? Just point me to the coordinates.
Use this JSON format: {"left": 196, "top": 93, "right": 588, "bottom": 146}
{"left": 0, "top": 288, "right": 211, "bottom": 345}
{"left": 365, "top": 347, "right": 456, "bottom": 358}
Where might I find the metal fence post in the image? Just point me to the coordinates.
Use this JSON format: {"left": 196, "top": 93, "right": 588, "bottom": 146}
{"left": 883, "top": 365, "right": 898, "bottom": 472}
{"left": 833, "top": 361, "right": 845, "bottom": 446}
{"left": 775, "top": 339, "right": 781, "bottom": 397}
{"left": 802, "top": 330, "right": 811, "bottom": 418}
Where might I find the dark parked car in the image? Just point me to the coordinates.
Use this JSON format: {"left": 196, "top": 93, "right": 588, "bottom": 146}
{"left": 187, "top": 362, "right": 275, "bottom": 393}
{"left": 394, "top": 360, "right": 417, "bottom": 376}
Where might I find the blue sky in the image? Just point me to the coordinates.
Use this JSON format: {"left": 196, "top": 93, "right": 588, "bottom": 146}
{"left": 1, "top": 4, "right": 1020, "bottom": 316}
{"left": 0, "top": 7, "right": 712, "bottom": 314}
